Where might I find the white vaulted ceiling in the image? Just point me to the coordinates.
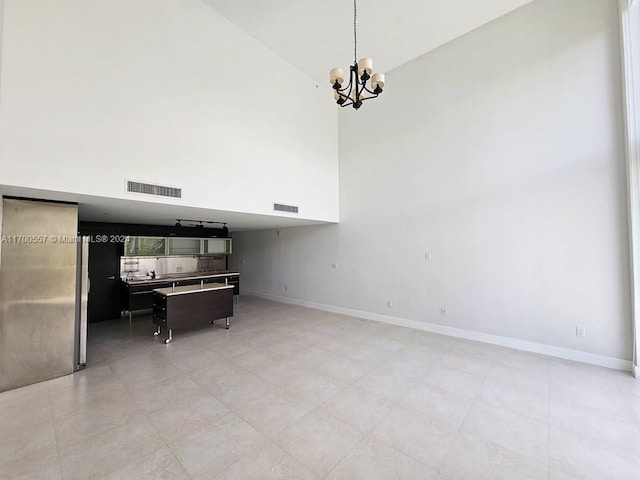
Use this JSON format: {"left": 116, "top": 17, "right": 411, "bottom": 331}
{"left": 200, "top": 0, "right": 536, "bottom": 85}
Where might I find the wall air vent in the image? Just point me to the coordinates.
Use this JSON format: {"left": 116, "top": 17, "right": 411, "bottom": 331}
{"left": 274, "top": 203, "right": 299, "bottom": 214}
{"left": 126, "top": 180, "right": 182, "bottom": 199}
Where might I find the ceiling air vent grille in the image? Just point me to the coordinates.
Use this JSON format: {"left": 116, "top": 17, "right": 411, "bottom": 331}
{"left": 274, "top": 203, "right": 299, "bottom": 214}
{"left": 126, "top": 180, "right": 182, "bottom": 199}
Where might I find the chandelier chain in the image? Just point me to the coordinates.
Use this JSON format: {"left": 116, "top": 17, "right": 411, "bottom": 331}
{"left": 353, "top": 0, "right": 357, "bottom": 64}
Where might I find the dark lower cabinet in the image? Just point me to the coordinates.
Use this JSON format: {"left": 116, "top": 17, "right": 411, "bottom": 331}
{"left": 152, "top": 285, "right": 234, "bottom": 343}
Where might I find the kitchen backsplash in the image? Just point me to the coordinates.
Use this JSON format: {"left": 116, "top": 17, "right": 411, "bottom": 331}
{"left": 121, "top": 255, "right": 226, "bottom": 279}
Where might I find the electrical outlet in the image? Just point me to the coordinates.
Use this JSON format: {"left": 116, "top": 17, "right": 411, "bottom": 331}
{"left": 387, "top": 300, "right": 393, "bottom": 308}
{"left": 576, "top": 326, "right": 586, "bottom": 337}
{"left": 285, "top": 285, "right": 288, "bottom": 292}
{"left": 425, "top": 252, "right": 432, "bottom": 260}
{"left": 241, "top": 259, "right": 245, "bottom": 264}
{"left": 441, "top": 308, "right": 447, "bottom": 316}
{"left": 331, "top": 262, "right": 338, "bottom": 269}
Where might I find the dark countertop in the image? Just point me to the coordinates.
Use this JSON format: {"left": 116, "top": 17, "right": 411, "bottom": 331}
{"left": 153, "top": 282, "right": 234, "bottom": 297}
{"left": 123, "top": 271, "right": 239, "bottom": 286}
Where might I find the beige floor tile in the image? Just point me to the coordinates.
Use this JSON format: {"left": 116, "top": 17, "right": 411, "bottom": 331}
{"left": 422, "top": 364, "right": 485, "bottom": 397}
{"left": 326, "top": 435, "right": 438, "bottom": 480}
{"left": 0, "top": 445, "right": 62, "bottom": 480}
{"left": 229, "top": 347, "right": 285, "bottom": 371}
{"left": 283, "top": 371, "right": 349, "bottom": 407}
{"left": 461, "top": 402, "right": 549, "bottom": 465}
{"left": 362, "top": 335, "right": 407, "bottom": 352}
{"left": 0, "top": 415, "right": 57, "bottom": 464}
{"left": 105, "top": 446, "right": 191, "bottom": 480}
{"left": 339, "top": 343, "right": 393, "bottom": 366}
{"left": 368, "top": 406, "right": 458, "bottom": 470}
{"left": 164, "top": 411, "right": 265, "bottom": 479}
{"left": 397, "top": 382, "right": 474, "bottom": 430}
{"left": 0, "top": 380, "right": 49, "bottom": 410}
{"left": 48, "top": 375, "right": 129, "bottom": 419}
{"left": 548, "top": 468, "right": 584, "bottom": 480}
{"left": 449, "top": 340, "right": 499, "bottom": 361}
{"left": 319, "top": 384, "right": 393, "bottom": 433}
{"left": 191, "top": 363, "right": 276, "bottom": 407}
{"left": 399, "top": 343, "right": 446, "bottom": 365}
{"left": 439, "top": 431, "right": 548, "bottom": 480}
{"left": 0, "top": 396, "right": 52, "bottom": 434}
{"left": 352, "top": 367, "right": 412, "bottom": 403}
{"left": 310, "top": 356, "right": 372, "bottom": 384}
{"left": 438, "top": 352, "right": 493, "bottom": 377}
{"left": 255, "top": 357, "right": 310, "bottom": 386}
{"left": 484, "top": 362, "right": 549, "bottom": 395}
{"left": 168, "top": 348, "right": 228, "bottom": 373}
{"left": 549, "top": 396, "right": 640, "bottom": 451}
{"left": 214, "top": 441, "right": 318, "bottom": 479}
{"left": 288, "top": 346, "right": 344, "bottom": 370}
{"left": 146, "top": 390, "right": 230, "bottom": 434}
{"left": 128, "top": 373, "right": 207, "bottom": 412}
{"left": 478, "top": 378, "right": 549, "bottom": 422}
{"left": 549, "top": 426, "right": 640, "bottom": 480}
{"left": 53, "top": 395, "right": 141, "bottom": 450}
{"left": 58, "top": 413, "right": 163, "bottom": 479}
{"left": 274, "top": 408, "right": 364, "bottom": 478}
{"left": 235, "top": 387, "right": 315, "bottom": 437}
{"left": 550, "top": 379, "right": 640, "bottom": 420}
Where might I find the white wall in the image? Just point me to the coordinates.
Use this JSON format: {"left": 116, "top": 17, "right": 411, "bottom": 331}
{"left": 231, "top": 0, "right": 632, "bottom": 363}
{"left": 0, "top": 0, "right": 338, "bottom": 222}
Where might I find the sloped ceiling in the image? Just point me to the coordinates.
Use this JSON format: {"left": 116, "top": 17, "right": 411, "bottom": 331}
{"left": 200, "top": 0, "right": 536, "bottom": 85}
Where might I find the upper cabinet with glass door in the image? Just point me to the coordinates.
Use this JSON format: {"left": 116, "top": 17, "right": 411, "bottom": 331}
{"left": 168, "top": 238, "right": 201, "bottom": 255}
{"left": 204, "top": 238, "right": 232, "bottom": 254}
{"left": 124, "top": 236, "right": 232, "bottom": 256}
{"left": 124, "top": 237, "right": 166, "bottom": 256}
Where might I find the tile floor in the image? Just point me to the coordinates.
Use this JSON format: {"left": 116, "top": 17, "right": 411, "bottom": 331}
{"left": 1, "top": 296, "right": 640, "bottom": 479}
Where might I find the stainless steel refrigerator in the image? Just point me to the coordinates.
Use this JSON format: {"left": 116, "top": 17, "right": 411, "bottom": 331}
{"left": 0, "top": 198, "right": 80, "bottom": 392}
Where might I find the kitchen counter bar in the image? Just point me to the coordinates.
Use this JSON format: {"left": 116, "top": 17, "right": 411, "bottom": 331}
{"left": 124, "top": 271, "right": 240, "bottom": 285}
{"left": 153, "top": 283, "right": 233, "bottom": 297}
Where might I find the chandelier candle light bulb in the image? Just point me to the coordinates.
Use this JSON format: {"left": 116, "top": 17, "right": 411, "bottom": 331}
{"left": 357, "top": 57, "right": 373, "bottom": 76}
{"left": 329, "top": 0, "right": 385, "bottom": 109}
{"left": 330, "top": 67, "right": 344, "bottom": 86}
{"left": 371, "top": 73, "right": 385, "bottom": 91}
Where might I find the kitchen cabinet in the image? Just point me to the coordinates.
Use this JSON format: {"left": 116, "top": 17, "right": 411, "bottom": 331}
{"left": 124, "top": 237, "right": 166, "bottom": 256}
{"left": 204, "top": 238, "right": 232, "bottom": 254}
{"left": 168, "top": 238, "right": 201, "bottom": 255}
{"left": 124, "top": 236, "right": 232, "bottom": 256}
{"left": 152, "top": 283, "right": 234, "bottom": 343}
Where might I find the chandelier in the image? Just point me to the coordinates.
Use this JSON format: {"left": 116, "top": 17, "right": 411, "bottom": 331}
{"left": 329, "top": 0, "right": 385, "bottom": 109}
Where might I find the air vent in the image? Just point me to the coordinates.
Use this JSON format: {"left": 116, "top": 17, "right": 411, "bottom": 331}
{"left": 274, "top": 203, "right": 299, "bottom": 214}
{"left": 126, "top": 180, "right": 182, "bottom": 199}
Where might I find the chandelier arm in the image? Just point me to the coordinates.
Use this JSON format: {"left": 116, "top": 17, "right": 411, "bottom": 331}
{"left": 359, "top": 93, "right": 379, "bottom": 102}
{"left": 361, "top": 84, "right": 377, "bottom": 95}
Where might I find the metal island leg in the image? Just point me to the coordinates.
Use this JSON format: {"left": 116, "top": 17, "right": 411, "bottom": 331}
{"left": 226, "top": 317, "right": 230, "bottom": 329}
{"left": 153, "top": 325, "right": 161, "bottom": 337}
{"left": 165, "top": 329, "right": 172, "bottom": 344}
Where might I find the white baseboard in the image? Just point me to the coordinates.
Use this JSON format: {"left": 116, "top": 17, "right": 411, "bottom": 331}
{"left": 245, "top": 291, "right": 633, "bottom": 372}
{"left": 633, "top": 363, "right": 639, "bottom": 378}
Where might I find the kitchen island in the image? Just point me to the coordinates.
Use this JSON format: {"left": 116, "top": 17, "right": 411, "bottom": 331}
{"left": 152, "top": 282, "right": 234, "bottom": 344}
